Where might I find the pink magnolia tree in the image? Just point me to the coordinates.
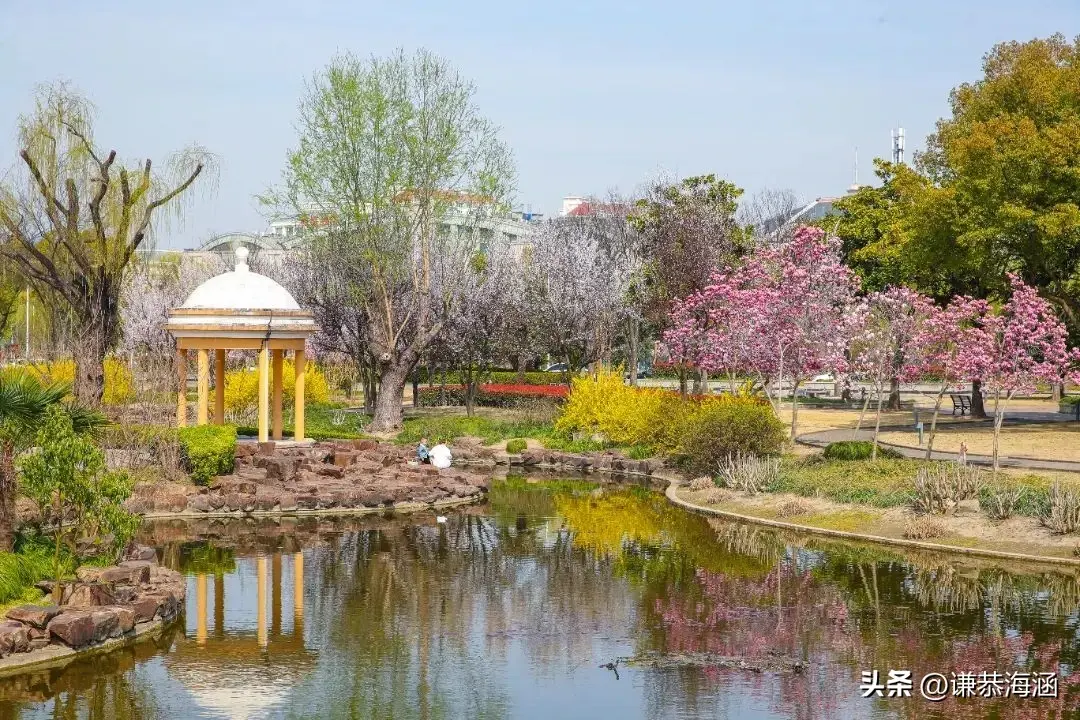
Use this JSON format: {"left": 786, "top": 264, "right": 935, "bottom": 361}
{"left": 915, "top": 295, "right": 992, "bottom": 460}
{"left": 663, "top": 226, "right": 859, "bottom": 438}
{"left": 846, "top": 287, "right": 934, "bottom": 459}
{"left": 956, "top": 274, "right": 1080, "bottom": 476}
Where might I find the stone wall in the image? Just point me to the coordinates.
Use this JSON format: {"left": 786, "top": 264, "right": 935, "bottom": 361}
{"left": 0, "top": 544, "right": 184, "bottom": 671}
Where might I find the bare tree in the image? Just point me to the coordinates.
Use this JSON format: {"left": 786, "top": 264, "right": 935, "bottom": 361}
{"left": 0, "top": 83, "right": 214, "bottom": 404}
{"left": 264, "top": 50, "right": 515, "bottom": 432}
{"left": 737, "top": 187, "right": 802, "bottom": 246}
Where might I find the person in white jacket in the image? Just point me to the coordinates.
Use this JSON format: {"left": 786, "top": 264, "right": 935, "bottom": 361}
{"left": 429, "top": 441, "right": 453, "bottom": 469}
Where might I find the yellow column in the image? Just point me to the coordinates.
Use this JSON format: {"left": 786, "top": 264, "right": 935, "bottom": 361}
{"left": 176, "top": 349, "right": 188, "bottom": 428}
{"left": 257, "top": 556, "right": 268, "bottom": 648}
{"left": 196, "top": 574, "right": 208, "bottom": 645}
{"left": 271, "top": 349, "right": 284, "bottom": 441}
{"left": 294, "top": 349, "right": 305, "bottom": 442}
{"left": 214, "top": 349, "right": 226, "bottom": 424}
{"left": 258, "top": 344, "right": 270, "bottom": 443}
{"left": 197, "top": 349, "right": 210, "bottom": 425}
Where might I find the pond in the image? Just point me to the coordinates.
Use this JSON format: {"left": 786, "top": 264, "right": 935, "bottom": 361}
{"left": 2, "top": 476, "right": 1080, "bottom": 719}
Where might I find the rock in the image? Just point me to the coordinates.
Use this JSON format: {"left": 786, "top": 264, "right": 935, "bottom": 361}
{"left": 316, "top": 464, "right": 346, "bottom": 478}
{"left": 352, "top": 439, "right": 378, "bottom": 451}
{"left": 257, "top": 441, "right": 276, "bottom": 456}
{"left": 333, "top": 451, "right": 357, "bottom": 468}
{"left": 123, "top": 497, "right": 149, "bottom": 514}
{"left": 224, "top": 493, "right": 243, "bottom": 512}
{"left": 0, "top": 620, "right": 30, "bottom": 655}
{"left": 279, "top": 493, "right": 298, "bottom": 512}
{"left": 316, "top": 494, "right": 337, "bottom": 509}
{"left": 100, "top": 561, "right": 151, "bottom": 585}
{"left": 27, "top": 637, "right": 49, "bottom": 651}
{"left": 112, "top": 586, "right": 138, "bottom": 604}
{"left": 47, "top": 612, "right": 95, "bottom": 648}
{"left": 189, "top": 494, "right": 211, "bottom": 513}
{"left": 234, "top": 443, "right": 257, "bottom": 459}
{"left": 75, "top": 566, "right": 106, "bottom": 583}
{"left": 255, "top": 488, "right": 281, "bottom": 511}
{"left": 208, "top": 493, "right": 226, "bottom": 510}
{"left": 254, "top": 455, "right": 296, "bottom": 482}
{"left": 5, "top": 604, "right": 60, "bottom": 630}
{"left": 66, "top": 583, "right": 117, "bottom": 608}
{"left": 520, "top": 450, "right": 542, "bottom": 466}
{"left": 357, "top": 490, "right": 384, "bottom": 507}
{"left": 103, "top": 606, "right": 135, "bottom": 634}
{"left": 88, "top": 608, "right": 120, "bottom": 641}
{"left": 130, "top": 596, "right": 162, "bottom": 624}
{"left": 295, "top": 494, "right": 318, "bottom": 510}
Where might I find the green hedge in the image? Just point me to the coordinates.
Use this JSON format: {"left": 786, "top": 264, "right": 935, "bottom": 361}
{"left": 822, "top": 441, "right": 902, "bottom": 461}
{"left": 179, "top": 425, "right": 237, "bottom": 485}
{"left": 506, "top": 438, "right": 528, "bottom": 454}
{"left": 416, "top": 386, "right": 565, "bottom": 408}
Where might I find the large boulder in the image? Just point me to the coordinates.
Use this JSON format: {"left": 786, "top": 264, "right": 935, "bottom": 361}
{"left": 66, "top": 583, "right": 117, "bottom": 608}
{"left": 254, "top": 455, "right": 296, "bottom": 482}
{"left": 88, "top": 608, "right": 120, "bottom": 641}
{"left": 100, "top": 561, "right": 152, "bottom": 585}
{"left": 47, "top": 612, "right": 95, "bottom": 648}
{"left": 0, "top": 620, "right": 30, "bottom": 656}
{"left": 5, "top": 604, "right": 60, "bottom": 630}
{"left": 189, "top": 494, "right": 212, "bottom": 513}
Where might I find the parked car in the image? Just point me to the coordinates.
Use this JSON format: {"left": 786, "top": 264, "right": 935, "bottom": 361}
{"left": 809, "top": 374, "right": 835, "bottom": 384}
{"left": 544, "top": 363, "right": 569, "bottom": 373}
{"left": 624, "top": 363, "right": 653, "bottom": 380}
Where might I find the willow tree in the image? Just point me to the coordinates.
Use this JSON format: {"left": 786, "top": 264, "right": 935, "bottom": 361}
{"left": 0, "top": 83, "right": 214, "bottom": 405}
{"left": 266, "top": 49, "right": 515, "bottom": 431}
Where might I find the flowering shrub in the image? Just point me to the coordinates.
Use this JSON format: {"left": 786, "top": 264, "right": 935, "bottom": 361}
{"left": 417, "top": 383, "right": 567, "bottom": 408}
{"left": 15, "top": 357, "right": 135, "bottom": 405}
{"left": 223, "top": 360, "right": 330, "bottom": 421}
{"left": 556, "top": 370, "right": 784, "bottom": 467}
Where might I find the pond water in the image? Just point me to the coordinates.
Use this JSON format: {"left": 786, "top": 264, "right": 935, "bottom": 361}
{"left": 2, "top": 477, "right": 1080, "bottom": 719}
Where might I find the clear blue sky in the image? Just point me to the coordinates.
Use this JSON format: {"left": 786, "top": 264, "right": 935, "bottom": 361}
{"left": 1, "top": 0, "right": 1077, "bottom": 249}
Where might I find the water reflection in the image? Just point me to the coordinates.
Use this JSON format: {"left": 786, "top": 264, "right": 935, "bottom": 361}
{"left": 2, "top": 479, "right": 1080, "bottom": 719}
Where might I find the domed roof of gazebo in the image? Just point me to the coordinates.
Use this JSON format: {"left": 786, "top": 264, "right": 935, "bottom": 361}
{"left": 181, "top": 246, "right": 300, "bottom": 311}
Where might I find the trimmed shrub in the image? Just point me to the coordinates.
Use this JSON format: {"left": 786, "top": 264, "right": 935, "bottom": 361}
{"left": 506, "top": 438, "right": 528, "bottom": 454}
{"left": 179, "top": 425, "right": 237, "bottom": 485}
{"left": 979, "top": 483, "right": 1025, "bottom": 521}
{"left": 674, "top": 398, "right": 786, "bottom": 475}
{"left": 822, "top": 441, "right": 902, "bottom": 461}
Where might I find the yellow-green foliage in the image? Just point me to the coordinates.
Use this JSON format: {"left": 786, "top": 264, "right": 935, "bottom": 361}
{"left": 223, "top": 360, "right": 330, "bottom": 416}
{"left": 556, "top": 370, "right": 784, "bottom": 467}
{"left": 13, "top": 357, "right": 135, "bottom": 405}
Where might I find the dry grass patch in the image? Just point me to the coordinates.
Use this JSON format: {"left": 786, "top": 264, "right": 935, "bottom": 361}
{"left": 880, "top": 424, "right": 1080, "bottom": 463}
{"left": 776, "top": 498, "right": 811, "bottom": 518}
{"left": 904, "top": 515, "right": 948, "bottom": 540}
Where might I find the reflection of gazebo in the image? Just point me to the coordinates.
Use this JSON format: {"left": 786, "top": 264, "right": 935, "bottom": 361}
{"left": 166, "top": 247, "right": 317, "bottom": 442}
{"left": 168, "top": 553, "right": 316, "bottom": 719}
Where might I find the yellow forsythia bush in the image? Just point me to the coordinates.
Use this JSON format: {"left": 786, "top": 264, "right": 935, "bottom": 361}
{"left": 20, "top": 357, "right": 135, "bottom": 405}
{"left": 223, "top": 360, "right": 330, "bottom": 417}
{"left": 556, "top": 370, "right": 784, "bottom": 464}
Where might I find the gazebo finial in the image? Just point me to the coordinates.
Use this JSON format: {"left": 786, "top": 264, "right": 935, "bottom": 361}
{"left": 235, "top": 245, "right": 250, "bottom": 272}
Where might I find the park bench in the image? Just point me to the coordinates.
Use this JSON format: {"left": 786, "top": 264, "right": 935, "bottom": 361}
{"left": 950, "top": 394, "right": 971, "bottom": 416}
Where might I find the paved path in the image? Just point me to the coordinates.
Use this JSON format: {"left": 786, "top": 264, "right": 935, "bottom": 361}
{"left": 798, "top": 414, "right": 1080, "bottom": 473}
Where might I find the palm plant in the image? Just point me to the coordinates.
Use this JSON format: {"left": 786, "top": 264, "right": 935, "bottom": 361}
{"left": 0, "top": 370, "right": 105, "bottom": 551}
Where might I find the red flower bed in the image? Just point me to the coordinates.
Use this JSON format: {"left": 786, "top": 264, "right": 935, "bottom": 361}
{"left": 416, "top": 383, "right": 567, "bottom": 408}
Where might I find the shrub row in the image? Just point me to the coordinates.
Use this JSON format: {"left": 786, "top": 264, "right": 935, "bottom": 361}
{"left": 178, "top": 425, "right": 237, "bottom": 485}
{"left": 224, "top": 361, "right": 330, "bottom": 420}
{"left": 2, "top": 358, "right": 135, "bottom": 405}
{"left": 416, "top": 383, "right": 567, "bottom": 408}
{"left": 823, "top": 441, "right": 902, "bottom": 461}
{"left": 556, "top": 371, "right": 785, "bottom": 474}
{"left": 415, "top": 370, "right": 568, "bottom": 386}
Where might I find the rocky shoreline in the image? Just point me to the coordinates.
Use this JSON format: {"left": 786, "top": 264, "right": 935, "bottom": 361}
{"left": 0, "top": 545, "right": 185, "bottom": 676}
{"left": 121, "top": 440, "right": 668, "bottom": 519}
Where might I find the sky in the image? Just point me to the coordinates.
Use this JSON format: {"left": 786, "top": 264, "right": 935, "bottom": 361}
{"left": 1, "top": 0, "right": 1078, "bottom": 250}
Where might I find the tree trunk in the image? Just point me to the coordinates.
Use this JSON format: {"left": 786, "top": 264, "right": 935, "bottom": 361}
{"left": 693, "top": 366, "right": 708, "bottom": 396}
{"left": 886, "top": 377, "right": 900, "bottom": 411}
{"left": 370, "top": 363, "right": 410, "bottom": 432}
{"left": 677, "top": 367, "right": 687, "bottom": 399}
{"left": 925, "top": 385, "right": 947, "bottom": 460}
{"left": 852, "top": 388, "right": 872, "bottom": 440}
{"left": 1053, "top": 383, "right": 1064, "bottom": 402}
{"left": 790, "top": 381, "right": 801, "bottom": 440}
{"left": 627, "top": 318, "right": 640, "bottom": 386}
{"left": 0, "top": 443, "right": 16, "bottom": 552}
{"left": 73, "top": 324, "right": 108, "bottom": 406}
{"left": 411, "top": 372, "right": 420, "bottom": 408}
{"left": 870, "top": 380, "right": 887, "bottom": 461}
{"left": 970, "top": 379, "right": 987, "bottom": 418}
{"left": 513, "top": 355, "right": 525, "bottom": 384}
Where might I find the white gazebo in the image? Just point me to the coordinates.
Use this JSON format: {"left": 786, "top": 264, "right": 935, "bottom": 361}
{"left": 166, "top": 246, "right": 317, "bottom": 442}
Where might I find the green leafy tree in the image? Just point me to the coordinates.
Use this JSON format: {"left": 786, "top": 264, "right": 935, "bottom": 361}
{"left": 0, "top": 372, "right": 104, "bottom": 551}
{"left": 17, "top": 405, "right": 137, "bottom": 600}
{"left": 266, "top": 49, "right": 515, "bottom": 432}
